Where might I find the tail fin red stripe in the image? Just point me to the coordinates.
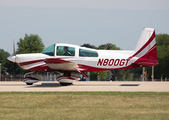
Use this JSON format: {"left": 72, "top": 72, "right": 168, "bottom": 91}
{"left": 132, "top": 30, "right": 155, "bottom": 58}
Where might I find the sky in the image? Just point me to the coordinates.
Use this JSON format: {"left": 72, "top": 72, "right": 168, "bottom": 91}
{"left": 0, "top": 0, "right": 169, "bottom": 54}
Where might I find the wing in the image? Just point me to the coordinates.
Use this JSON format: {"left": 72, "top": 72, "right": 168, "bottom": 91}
{"left": 44, "top": 58, "right": 86, "bottom": 72}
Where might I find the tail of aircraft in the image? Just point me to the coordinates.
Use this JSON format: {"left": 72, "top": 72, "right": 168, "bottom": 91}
{"left": 130, "top": 28, "right": 158, "bottom": 67}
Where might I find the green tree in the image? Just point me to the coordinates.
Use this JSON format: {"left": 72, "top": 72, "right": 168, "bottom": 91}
{"left": 97, "top": 43, "right": 120, "bottom": 50}
{"left": 106, "top": 70, "right": 113, "bottom": 80}
{"left": 149, "top": 34, "right": 169, "bottom": 79}
{"left": 0, "top": 49, "right": 10, "bottom": 74}
{"left": 90, "top": 72, "right": 97, "bottom": 81}
{"left": 99, "top": 71, "right": 107, "bottom": 80}
{"left": 81, "top": 44, "right": 96, "bottom": 49}
{"left": 90, "top": 71, "right": 107, "bottom": 81}
{"left": 17, "top": 34, "right": 45, "bottom": 54}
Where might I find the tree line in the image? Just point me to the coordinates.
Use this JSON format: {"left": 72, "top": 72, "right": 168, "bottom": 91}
{"left": 0, "top": 33, "right": 169, "bottom": 80}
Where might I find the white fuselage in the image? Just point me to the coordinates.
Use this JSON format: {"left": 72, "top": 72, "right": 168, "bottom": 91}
{"left": 7, "top": 28, "right": 158, "bottom": 73}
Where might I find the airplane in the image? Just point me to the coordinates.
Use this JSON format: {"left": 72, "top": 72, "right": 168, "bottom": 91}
{"left": 7, "top": 28, "right": 158, "bottom": 86}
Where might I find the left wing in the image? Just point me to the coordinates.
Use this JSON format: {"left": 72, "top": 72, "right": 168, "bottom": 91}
{"left": 44, "top": 57, "right": 86, "bottom": 72}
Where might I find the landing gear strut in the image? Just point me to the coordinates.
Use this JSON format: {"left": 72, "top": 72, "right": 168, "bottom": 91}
{"left": 64, "top": 72, "right": 71, "bottom": 76}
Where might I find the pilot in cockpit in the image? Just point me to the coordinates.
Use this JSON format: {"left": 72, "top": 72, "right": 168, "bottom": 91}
{"left": 63, "top": 46, "right": 71, "bottom": 56}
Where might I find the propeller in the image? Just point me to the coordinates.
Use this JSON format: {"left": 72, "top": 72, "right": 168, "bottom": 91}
{"left": 13, "top": 40, "right": 16, "bottom": 80}
{"left": 13, "top": 40, "right": 15, "bottom": 56}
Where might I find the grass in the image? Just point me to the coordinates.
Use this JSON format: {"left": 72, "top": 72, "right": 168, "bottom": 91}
{"left": 0, "top": 92, "right": 169, "bottom": 120}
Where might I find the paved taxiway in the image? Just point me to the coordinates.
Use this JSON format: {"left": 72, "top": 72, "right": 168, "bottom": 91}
{"left": 0, "top": 81, "right": 169, "bottom": 92}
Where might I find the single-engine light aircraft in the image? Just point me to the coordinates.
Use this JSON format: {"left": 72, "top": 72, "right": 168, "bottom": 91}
{"left": 8, "top": 28, "right": 158, "bottom": 86}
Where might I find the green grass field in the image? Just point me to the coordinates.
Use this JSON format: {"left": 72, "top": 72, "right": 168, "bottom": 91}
{"left": 0, "top": 92, "right": 169, "bottom": 120}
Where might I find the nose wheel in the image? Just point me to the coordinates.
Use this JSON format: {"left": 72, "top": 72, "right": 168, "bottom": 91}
{"left": 23, "top": 72, "right": 40, "bottom": 85}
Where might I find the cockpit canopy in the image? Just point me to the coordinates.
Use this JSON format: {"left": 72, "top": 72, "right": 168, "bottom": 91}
{"left": 42, "top": 43, "right": 98, "bottom": 57}
{"left": 41, "top": 44, "right": 55, "bottom": 56}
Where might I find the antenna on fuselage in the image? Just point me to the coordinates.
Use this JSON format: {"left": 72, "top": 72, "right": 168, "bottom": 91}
{"left": 105, "top": 44, "right": 109, "bottom": 50}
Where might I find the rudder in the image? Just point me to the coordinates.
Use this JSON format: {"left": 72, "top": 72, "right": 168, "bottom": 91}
{"left": 131, "top": 28, "right": 158, "bottom": 67}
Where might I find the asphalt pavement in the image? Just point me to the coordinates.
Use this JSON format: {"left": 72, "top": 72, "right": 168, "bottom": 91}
{"left": 0, "top": 81, "right": 169, "bottom": 92}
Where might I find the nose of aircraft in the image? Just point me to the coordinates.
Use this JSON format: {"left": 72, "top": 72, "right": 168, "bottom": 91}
{"left": 7, "top": 55, "right": 16, "bottom": 63}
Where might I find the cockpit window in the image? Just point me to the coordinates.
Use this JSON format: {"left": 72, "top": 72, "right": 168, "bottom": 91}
{"left": 41, "top": 44, "right": 55, "bottom": 56}
{"left": 79, "top": 49, "right": 98, "bottom": 57}
{"left": 57, "top": 46, "right": 75, "bottom": 56}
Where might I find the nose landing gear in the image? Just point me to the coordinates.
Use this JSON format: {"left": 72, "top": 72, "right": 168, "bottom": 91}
{"left": 23, "top": 72, "right": 40, "bottom": 85}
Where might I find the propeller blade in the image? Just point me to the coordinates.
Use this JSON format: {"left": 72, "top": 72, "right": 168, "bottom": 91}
{"left": 14, "top": 63, "right": 16, "bottom": 80}
{"left": 13, "top": 40, "right": 16, "bottom": 56}
{"left": 13, "top": 39, "right": 16, "bottom": 80}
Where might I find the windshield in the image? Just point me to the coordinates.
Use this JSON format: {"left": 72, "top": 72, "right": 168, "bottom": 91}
{"left": 41, "top": 44, "right": 55, "bottom": 56}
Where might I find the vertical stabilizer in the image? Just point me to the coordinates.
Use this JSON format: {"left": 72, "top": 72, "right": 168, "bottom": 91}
{"left": 131, "top": 28, "right": 158, "bottom": 67}
{"left": 135, "top": 28, "right": 155, "bottom": 54}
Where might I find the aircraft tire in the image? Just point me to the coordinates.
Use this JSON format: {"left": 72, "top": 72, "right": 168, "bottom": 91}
{"left": 60, "top": 82, "right": 72, "bottom": 86}
{"left": 26, "top": 83, "right": 33, "bottom": 85}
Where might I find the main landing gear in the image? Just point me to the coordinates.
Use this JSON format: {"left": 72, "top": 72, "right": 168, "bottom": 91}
{"left": 57, "top": 72, "right": 80, "bottom": 86}
{"left": 58, "top": 72, "right": 88, "bottom": 86}
{"left": 60, "top": 82, "right": 73, "bottom": 86}
{"left": 26, "top": 83, "right": 33, "bottom": 85}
